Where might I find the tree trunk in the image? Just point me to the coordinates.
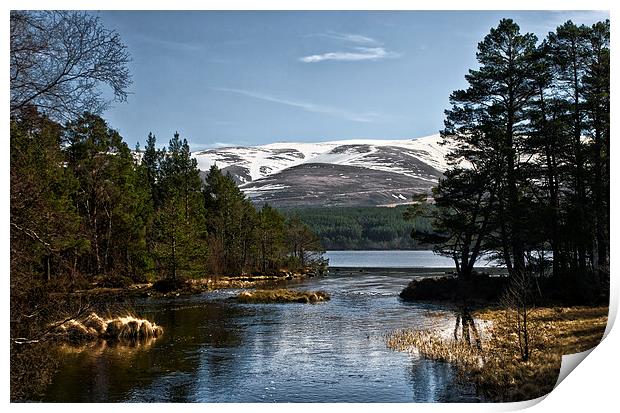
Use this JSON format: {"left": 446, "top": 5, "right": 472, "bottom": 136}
{"left": 44, "top": 255, "right": 51, "bottom": 282}
{"left": 571, "top": 41, "right": 587, "bottom": 271}
{"left": 171, "top": 235, "right": 177, "bottom": 281}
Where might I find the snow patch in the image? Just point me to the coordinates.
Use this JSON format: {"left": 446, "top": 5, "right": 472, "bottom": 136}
{"left": 191, "top": 134, "right": 453, "bottom": 182}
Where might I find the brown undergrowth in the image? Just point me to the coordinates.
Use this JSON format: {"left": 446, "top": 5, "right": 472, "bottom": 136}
{"left": 386, "top": 306, "right": 608, "bottom": 402}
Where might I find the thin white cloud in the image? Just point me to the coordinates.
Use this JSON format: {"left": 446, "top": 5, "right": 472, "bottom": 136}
{"left": 523, "top": 10, "right": 610, "bottom": 37}
{"left": 299, "top": 47, "right": 401, "bottom": 63}
{"left": 211, "top": 87, "right": 380, "bottom": 123}
{"left": 301, "top": 31, "right": 400, "bottom": 63}
{"left": 310, "top": 31, "right": 381, "bottom": 46}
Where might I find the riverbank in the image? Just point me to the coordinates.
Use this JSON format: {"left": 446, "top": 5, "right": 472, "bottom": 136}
{"left": 65, "top": 271, "right": 315, "bottom": 299}
{"left": 399, "top": 274, "right": 508, "bottom": 304}
{"left": 387, "top": 306, "right": 608, "bottom": 402}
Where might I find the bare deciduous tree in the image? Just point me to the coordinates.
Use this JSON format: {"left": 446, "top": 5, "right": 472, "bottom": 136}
{"left": 500, "top": 266, "right": 535, "bottom": 361}
{"left": 10, "top": 10, "right": 131, "bottom": 121}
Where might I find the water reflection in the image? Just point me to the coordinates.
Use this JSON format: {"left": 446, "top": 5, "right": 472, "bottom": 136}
{"left": 453, "top": 307, "right": 482, "bottom": 350}
{"left": 59, "top": 337, "right": 159, "bottom": 356}
{"left": 45, "top": 271, "right": 477, "bottom": 402}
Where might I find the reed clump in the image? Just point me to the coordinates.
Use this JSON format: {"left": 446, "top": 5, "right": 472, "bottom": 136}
{"left": 387, "top": 329, "right": 483, "bottom": 368}
{"left": 235, "top": 289, "right": 330, "bottom": 304}
{"left": 55, "top": 312, "right": 163, "bottom": 342}
{"left": 387, "top": 306, "right": 608, "bottom": 402}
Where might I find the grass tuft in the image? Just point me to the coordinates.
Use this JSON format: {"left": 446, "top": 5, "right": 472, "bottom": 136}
{"left": 234, "top": 289, "right": 330, "bottom": 304}
{"left": 55, "top": 312, "right": 163, "bottom": 342}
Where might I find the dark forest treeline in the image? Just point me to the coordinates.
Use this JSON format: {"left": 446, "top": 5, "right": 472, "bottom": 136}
{"left": 11, "top": 111, "right": 325, "bottom": 292}
{"left": 288, "top": 206, "right": 434, "bottom": 250}
{"left": 407, "top": 19, "right": 609, "bottom": 308}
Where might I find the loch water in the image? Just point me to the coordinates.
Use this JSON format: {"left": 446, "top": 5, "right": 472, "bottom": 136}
{"left": 43, "top": 252, "right": 486, "bottom": 402}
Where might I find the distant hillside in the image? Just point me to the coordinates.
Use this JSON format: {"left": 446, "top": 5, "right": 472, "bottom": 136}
{"left": 283, "top": 206, "right": 435, "bottom": 250}
{"left": 192, "top": 134, "right": 451, "bottom": 207}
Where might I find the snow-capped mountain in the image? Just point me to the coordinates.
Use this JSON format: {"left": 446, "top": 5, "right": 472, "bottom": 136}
{"left": 193, "top": 134, "right": 451, "bottom": 207}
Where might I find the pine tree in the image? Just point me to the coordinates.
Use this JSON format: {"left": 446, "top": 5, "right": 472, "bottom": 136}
{"left": 142, "top": 132, "right": 162, "bottom": 207}
{"left": 257, "top": 204, "right": 286, "bottom": 273}
{"left": 285, "top": 215, "right": 324, "bottom": 269}
{"left": 64, "top": 113, "right": 152, "bottom": 280}
{"left": 203, "top": 164, "right": 257, "bottom": 275}
{"left": 442, "top": 18, "right": 539, "bottom": 279}
{"left": 582, "top": 20, "right": 610, "bottom": 287}
{"left": 524, "top": 38, "right": 566, "bottom": 277}
{"left": 406, "top": 167, "right": 497, "bottom": 280}
{"left": 547, "top": 21, "right": 593, "bottom": 273}
{"left": 10, "top": 108, "right": 84, "bottom": 286}
{"left": 152, "top": 132, "right": 207, "bottom": 280}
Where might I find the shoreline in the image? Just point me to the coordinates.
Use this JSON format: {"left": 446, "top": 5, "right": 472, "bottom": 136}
{"left": 387, "top": 305, "right": 608, "bottom": 402}
{"left": 61, "top": 272, "right": 313, "bottom": 299}
{"left": 62, "top": 267, "right": 510, "bottom": 300}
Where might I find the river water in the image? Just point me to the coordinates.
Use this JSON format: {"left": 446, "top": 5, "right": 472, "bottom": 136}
{"left": 325, "top": 250, "right": 501, "bottom": 268}
{"left": 43, "top": 252, "right": 483, "bottom": 402}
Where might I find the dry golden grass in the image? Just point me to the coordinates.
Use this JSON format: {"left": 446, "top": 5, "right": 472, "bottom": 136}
{"left": 55, "top": 312, "right": 163, "bottom": 342}
{"left": 188, "top": 277, "right": 280, "bottom": 290}
{"left": 387, "top": 329, "right": 484, "bottom": 368}
{"left": 235, "top": 289, "right": 330, "bottom": 304}
{"left": 67, "top": 274, "right": 303, "bottom": 298}
{"left": 387, "top": 306, "right": 608, "bottom": 402}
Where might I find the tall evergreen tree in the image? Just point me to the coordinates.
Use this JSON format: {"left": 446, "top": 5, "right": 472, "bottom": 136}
{"left": 10, "top": 108, "right": 84, "bottom": 286}
{"left": 152, "top": 132, "right": 207, "bottom": 280}
{"left": 442, "top": 19, "right": 539, "bottom": 279}
{"left": 547, "top": 21, "right": 593, "bottom": 273}
{"left": 257, "top": 204, "right": 286, "bottom": 273}
{"left": 64, "top": 113, "right": 152, "bottom": 278}
{"left": 142, "top": 132, "right": 163, "bottom": 207}
{"left": 203, "top": 165, "right": 257, "bottom": 275}
{"left": 582, "top": 20, "right": 610, "bottom": 286}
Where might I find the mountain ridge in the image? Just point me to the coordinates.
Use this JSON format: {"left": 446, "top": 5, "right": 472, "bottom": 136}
{"left": 192, "top": 134, "right": 451, "bottom": 207}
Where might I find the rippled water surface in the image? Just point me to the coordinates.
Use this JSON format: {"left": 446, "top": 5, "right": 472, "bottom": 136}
{"left": 44, "top": 270, "right": 481, "bottom": 402}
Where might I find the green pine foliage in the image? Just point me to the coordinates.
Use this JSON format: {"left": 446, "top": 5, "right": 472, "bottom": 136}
{"left": 150, "top": 133, "right": 208, "bottom": 280}
{"left": 257, "top": 205, "right": 286, "bottom": 273}
{"left": 203, "top": 164, "right": 258, "bottom": 275}
{"left": 10, "top": 111, "right": 326, "bottom": 292}
{"left": 407, "top": 19, "right": 609, "bottom": 304}
{"left": 287, "top": 206, "right": 433, "bottom": 250}
{"left": 202, "top": 165, "right": 323, "bottom": 276}
{"left": 11, "top": 109, "right": 86, "bottom": 293}
{"left": 63, "top": 113, "right": 152, "bottom": 280}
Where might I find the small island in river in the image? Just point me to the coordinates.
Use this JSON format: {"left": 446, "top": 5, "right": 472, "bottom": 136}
{"left": 234, "top": 289, "right": 330, "bottom": 304}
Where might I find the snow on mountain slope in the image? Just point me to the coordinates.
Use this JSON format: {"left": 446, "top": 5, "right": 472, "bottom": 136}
{"left": 192, "top": 134, "right": 452, "bottom": 207}
{"left": 193, "top": 134, "right": 449, "bottom": 179}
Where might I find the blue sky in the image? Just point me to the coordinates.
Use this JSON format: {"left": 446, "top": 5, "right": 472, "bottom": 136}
{"left": 97, "top": 10, "right": 609, "bottom": 150}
